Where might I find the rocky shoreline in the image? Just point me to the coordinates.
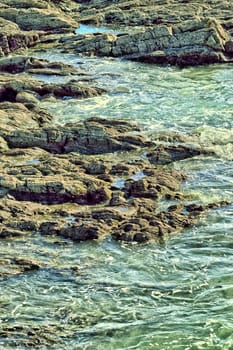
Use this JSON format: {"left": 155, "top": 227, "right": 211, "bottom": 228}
{"left": 0, "top": 0, "right": 233, "bottom": 65}
{"left": 0, "top": 0, "right": 232, "bottom": 279}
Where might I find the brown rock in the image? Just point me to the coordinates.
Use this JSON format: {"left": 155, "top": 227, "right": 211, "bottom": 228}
{"left": 59, "top": 17, "right": 231, "bottom": 66}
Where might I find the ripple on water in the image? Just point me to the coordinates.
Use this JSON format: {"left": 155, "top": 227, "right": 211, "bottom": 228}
{"left": 1, "top": 51, "right": 233, "bottom": 349}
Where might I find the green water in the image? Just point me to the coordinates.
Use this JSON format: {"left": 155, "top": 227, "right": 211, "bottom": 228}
{"left": 1, "top": 52, "right": 233, "bottom": 349}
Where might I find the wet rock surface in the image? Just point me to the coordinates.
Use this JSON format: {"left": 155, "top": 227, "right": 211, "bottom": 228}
{"left": 75, "top": 0, "right": 233, "bottom": 31}
{"left": 0, "top": 0, "right": 231, "bottom": 251}
{"left": 0, "top": 0, "right": 232, "bottom": 65}
{"left": 59, "top": 17, "right": 232, "bottom": 65}
{"left": 0, "top": 107, "right": 230, "bottom": 246}
{"left": 0, "top": 55, "right": 80, "bottom": 75}
{"left": 0, "top": 3, "right": 232, "bottom": 348}
{"left": 0, "top": 256, "right": 41, "bottom": 277}
{"left": 0, "top": 1, "right": 231, "bottom": 255}
{"left": 0, "top": 74, "right": 106, "bottom": 108}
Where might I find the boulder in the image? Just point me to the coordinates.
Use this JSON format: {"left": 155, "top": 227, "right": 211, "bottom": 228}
{"left": 0, "top": 18, "right": 41, "bottom": 56}
{"left": 0, "top": 55, "right": 80, "bottom": 75}
{"left": 0, "top": 6, "right": 77, "bottom": 32}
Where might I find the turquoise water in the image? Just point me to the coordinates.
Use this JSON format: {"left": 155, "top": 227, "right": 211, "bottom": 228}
{"left": 1, "top": 52, "right": 233, "bottom": 349}
{"left": 75, "top": 24, "right": 119, "bottom": 34}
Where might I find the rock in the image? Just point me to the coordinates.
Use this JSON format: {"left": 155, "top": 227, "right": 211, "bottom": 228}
{"left": 3, "top": 117, "right": 148, "bottom": 154}
{"left": 0, "top": 105, "right": 231, "bottom": 244}
{"left": 0, "top": 17, "right": 41, "bottom": 57}
{"left": 0, "top": 136, "right": 9, "bottom": 150}
{"left": 16, "top": 91, "right": 39, "bottom": 105}
{"left": 2, "top": 174, "right": 111, "bottom": 205}
{"left": 147, "top": 145, "right": 205, "bottom": 165}
{"left": 59, "top": 17, "right": 232, "bottom": 65}
{"left": 77, "top": 0, "right": 233, "bottom": 31}
{"left": 0, "top": 102, "right": 53, "bottom": 132}
{"left": 0, "top": 0, "right": 79, "bottom": 57}
{"left": 0, "top": 55, "right": 80, "bottom": 75}
{"left": 225, "top": 40, "right": 233, "bottom": 55}
{"left": 0, "top": 5, "right": 77, "bottom": 32}
{"left": 0, "top": 55, "right": 28, "bottom": 73}
{"left": 0, "top": 0, "right": 49, "bottom": 9}
{"left": 109, "top": 191, "right": 127, "bottom": 206}
{"left": 84, "top": 160, "right": 108, "bottom": 175}
{"left": 60, "top": 223, "right": 100, "bottom": 242}
{"left": 0, "top": 324, "right": 59, "bottom": 348}
{"left": 0, "top": 75, "right": 106, "bottom": 106}
{"left": 0, "top": 256, "right": 41, "bottom": 277}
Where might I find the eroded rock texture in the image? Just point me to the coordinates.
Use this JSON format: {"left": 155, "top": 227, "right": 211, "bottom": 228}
{"left": 0, "top": 1, "right": 232, "bottom": 254}
{"left": 59, "top": 17, "right": 232, "bottom": 65}
{"left": 0, "top": 0, "right": 78, "bottom": 56}
{"left": 0, "top": 99, "right": 229, "bottom": 246}
{"left": 0, "top": 0, "right": 233, "bottom": 65}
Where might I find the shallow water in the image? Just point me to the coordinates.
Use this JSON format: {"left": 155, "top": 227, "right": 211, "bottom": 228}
{"left": 1, "top": 51, "right": 233, "bottom": 349}
{"left": 75, "top": 24, "right": 119, "bottom": 35}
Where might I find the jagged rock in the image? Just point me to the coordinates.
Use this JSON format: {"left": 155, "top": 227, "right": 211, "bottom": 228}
{"left": 0, "top": 75, "right": 106, "bottom": 105}
{"left": 0, "top": 102, "right": 53, "bottom": 133}
{"left": 0, "top": 0, "right": 79, "bottom": 57}
{"left": 0, "top": 110, "right": 231, "bottom": 244}
{"left": 0, "top": 55, "right": 80, "bottom": 75}
{"left": 2, "top": 117, "right": 148, "bottom": 154}
{"left": 147, "top": 145, "right": 206, "bottom": 165}
{"left": 76, "top": 0, "right": 233, "bottom": 31}
{"left": 0, "top": 0, "right": 49, "bottom": 9}
{"left": 0, "top": 4, "right": 77, "bottom": 32}
{"left": 1, "top": 172, "right": 111, "bottom": 205}
{"left": 59, "top": 17, "right": 232, "bottom": 65}
{"left": 59, "top": 223, "right": 100, "bottom": 241}
{"left": 0, "top": 18, "right": 41, "bottom": 57}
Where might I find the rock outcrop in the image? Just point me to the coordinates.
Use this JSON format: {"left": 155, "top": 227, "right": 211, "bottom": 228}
{"left": 0, "top": 0, "right": 232, "bottom": 247}
{"left": 59, "top": 17, "right": 232, "bottom": 65}
{"left": 0, "top": 0, "right": 77, "bottom": 31}
{"left": 0, "top": 55, "right": 81, "bottom": 75}
{"left": 0, "top": 75, "right": 106, "bottom": 105}
{"left": 75, "top": 0, "right": 233, "bottom": 32}
{"left": 0, "top": 17, "right": 42, "bottom": 57}
{"left": 0, "top": 0, "right": 78, "bottom": 56}
{"left": 0, "top": 102, "right": 230, "bottom": 244}
{"left": 0, "top": 0, "right": 232, "bottom": 65}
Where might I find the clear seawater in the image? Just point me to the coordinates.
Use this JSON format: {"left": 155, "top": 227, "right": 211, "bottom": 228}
{"left": 75, "top": 24, "right": 119, "bottom": 34}
{"left": 1, "top": 50, "right": 233, "bottom": 349}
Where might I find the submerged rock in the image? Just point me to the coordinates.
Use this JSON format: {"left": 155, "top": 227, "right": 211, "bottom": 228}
{"left": 0, "top": 256, "right": 41, "bottom": 277}
{"left": 0, "top": 125, "right": 230, "bottom": 244}
{"left": 147, "top": 145, "right": 210, "bottom": 165}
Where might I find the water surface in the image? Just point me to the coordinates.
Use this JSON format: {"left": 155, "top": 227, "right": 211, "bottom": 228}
{"left": 1, "top": 52, "right": 233, "bottom": 349}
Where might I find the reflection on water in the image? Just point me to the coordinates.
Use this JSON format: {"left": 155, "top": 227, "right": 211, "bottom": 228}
{"left": 1, "top": 51, "right": 233, "bottom": 349}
